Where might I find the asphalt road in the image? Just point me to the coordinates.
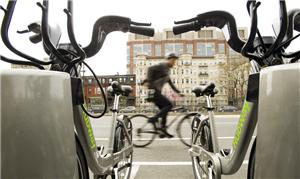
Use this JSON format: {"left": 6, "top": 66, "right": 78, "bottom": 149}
{"left": 90, "top": 114, "right": 255, "bottom": 179}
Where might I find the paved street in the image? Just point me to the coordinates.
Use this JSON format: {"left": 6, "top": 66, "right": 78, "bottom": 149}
{"left": 91, "top": 114, "right": 255, "bottom": 179}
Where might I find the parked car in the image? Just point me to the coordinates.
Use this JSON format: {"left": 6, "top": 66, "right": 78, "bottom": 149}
{"left": 89, "top": 105, "right": 105, "bottom": 113}
{"left": 141, "top": 106, "right": 159, "bottom": 113}
{"left": 218, "top": 105, "right": 238, "bottom": 112}
{"left": 120, "top": 106, "right": 136, "bottom": 113}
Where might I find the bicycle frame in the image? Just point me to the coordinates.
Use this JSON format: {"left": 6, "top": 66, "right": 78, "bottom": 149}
{"left": 73, "top": 94, "right": 133, "bottom": 175}
{"left": 165, "top": 110, "right": 189, "bottom": 128}
{"left": 190, "top": 61, "right": 260, "bottom": 177}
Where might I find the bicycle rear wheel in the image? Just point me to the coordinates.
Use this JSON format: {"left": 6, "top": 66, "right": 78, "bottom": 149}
{"left": 129, "top": 114, "right": 156, "bottom": 147}
{"left": 176, "top": 112, "right": 197, "bottom": 147}
{"left": 191, "top": 117, "right": 213, "bottom": 178}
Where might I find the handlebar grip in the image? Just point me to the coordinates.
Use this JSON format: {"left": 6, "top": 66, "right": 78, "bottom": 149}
{"left": 129, "top": 26, "right": 154, "bottom": 37}
{"left": 173, "top": 22, "right": 197, "bottom": 35}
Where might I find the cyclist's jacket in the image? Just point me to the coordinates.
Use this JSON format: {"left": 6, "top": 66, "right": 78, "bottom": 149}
{"left": 145, "top": 62, "right": 180, "bottom": 93}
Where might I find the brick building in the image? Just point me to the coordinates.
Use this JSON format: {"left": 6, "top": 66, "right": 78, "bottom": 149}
{"left": 82, "top": 74, "right": 136, "bottom": 107}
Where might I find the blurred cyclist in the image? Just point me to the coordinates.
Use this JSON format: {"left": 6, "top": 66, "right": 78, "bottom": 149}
{"left": 142, "top": 53, "right": 184, "bottom": 138}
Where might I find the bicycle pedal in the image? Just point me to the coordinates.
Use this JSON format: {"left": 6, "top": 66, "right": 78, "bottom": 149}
{"left": 158, "top": 129, "right": 174, "bottom": 138}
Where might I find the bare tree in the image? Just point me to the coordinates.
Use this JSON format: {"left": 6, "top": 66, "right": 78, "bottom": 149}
{"left": 220, "top": 55, "right": 249, "bottom": 108}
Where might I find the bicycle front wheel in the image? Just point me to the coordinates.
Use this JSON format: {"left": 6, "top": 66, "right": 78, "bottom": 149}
{"left": 76, "top": 136, "right": 89, "bottom": 179}
{"left": 176, "top": 113, "right": 197, "bottom": 147}
{"left": 112, "top": 117, "right": 133, "bottom": 179}
{"left": 129, "top": 114, "right": 156, "bottom": 147}
{"left": 191, "top": 118, "right": 213, "bottom": 178}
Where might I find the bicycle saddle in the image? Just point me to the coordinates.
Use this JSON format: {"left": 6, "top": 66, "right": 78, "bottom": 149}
{"left": 192, "top": 82, "right": 218, "bottom": 97}
{"left": 107, "top": 81, "right": 133, "bottom": 97}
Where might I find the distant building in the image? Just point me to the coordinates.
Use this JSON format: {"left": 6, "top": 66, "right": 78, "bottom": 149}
{"left": 82, "top": 74, "right": 136, "bottom": 107}
{"left": 127, "top": 27, "right": 248, "bottom": 109}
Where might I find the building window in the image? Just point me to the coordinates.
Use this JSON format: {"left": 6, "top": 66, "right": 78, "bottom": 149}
{"left": 238, "top": 30, "right": 245, "bottom": 39}
{"left": 88, "top": 79, "right": 93, "bottom": 84}
{"left": 133, "top": 58, "right": 137, "bottom": 64}
{"left": 165, "top": 43, "right": 183, "bottom": 55}
{"left": 218, "top": 43, "right": 225, "bottom": 54}
{"left": 197, "top": 43, "right": 205, "bottom": 56}
{"left": 96, "top": 87, "right": 101, "bottom": 94}
{"left": 133, "top": 44, "right": 151, "bottom": 56}
{"left": 172, "top": 70, "right": 175, "bottom": 75}
{"left": 187, "top": 44, "right": 193, "bottom": 55}
{"left": 166, "top": 31, "right": 181, "bottom": 39}
{"left": 196, "top": 43, "right": 215, "bottom": 56}
{"left": 127, "top": 46, "right": 130, "bottom": 65}
{"left": 198, "top": 30, "right": 213, "bottom": 38}
{"left": 155, "top": 44, "right": 161, "bottom": 56}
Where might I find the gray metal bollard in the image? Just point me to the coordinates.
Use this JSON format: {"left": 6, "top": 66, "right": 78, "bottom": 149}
{"left": 0, "top": 69, "right": 77, "bottom": 179}
{"left": 255, "top": 63, "right": 300, "bottom": 179}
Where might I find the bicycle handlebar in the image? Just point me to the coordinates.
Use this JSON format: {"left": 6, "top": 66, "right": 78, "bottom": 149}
{"left": 173, "top": 11, "right": 246, "bottom": 53}
{"left": 37, "top": 1, "right": 70, "bottom": 64}
{"left": 283, "top": 9, "right": 300, "bottom": 47}
{"left": 82, "top": 15, "right": 154, "bottom": 58}
{"left": 63, "top": 0, "right": 86, "bottom": 71}
{"left": 0, "top": 1, "right": 52, "bottom": 67}
{"left": 173, "top": 0, "right": 299, "bottom": 64}
{"left": 263, "top": 0, "right": 288, "bottom": 58}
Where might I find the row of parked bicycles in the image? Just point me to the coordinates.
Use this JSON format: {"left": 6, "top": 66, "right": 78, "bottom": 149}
{"left": 0, "top": 0, "right": 299, "bottom": 179}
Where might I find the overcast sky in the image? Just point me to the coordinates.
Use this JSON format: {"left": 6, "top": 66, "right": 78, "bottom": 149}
{"left": 0, "top": 0, "right": 299, "bottom": 75}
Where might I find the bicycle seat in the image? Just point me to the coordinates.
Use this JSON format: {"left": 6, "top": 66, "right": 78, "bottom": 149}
{"left": 192, "top": 82, "right": 218, "bottom": 97}
{"left": 107, "top": 81, "right": 133, "bottom": 97}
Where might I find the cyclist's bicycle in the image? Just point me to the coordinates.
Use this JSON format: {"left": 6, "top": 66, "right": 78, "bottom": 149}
{"left": 0, "top": 0, "right": 154, "bottom": 178}
{"left": 129, "top": 106, "right": 197, "bottom": 147}
{"left": 173, "top": 0, "right": 300, "bottom": 178}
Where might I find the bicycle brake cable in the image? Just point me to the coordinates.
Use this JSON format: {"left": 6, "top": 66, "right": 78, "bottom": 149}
{"left": 79, "top": 61, "right": 108, "bottom": 119}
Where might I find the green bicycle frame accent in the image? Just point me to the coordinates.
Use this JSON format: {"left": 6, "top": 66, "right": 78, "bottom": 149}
{"left": 82, "top": 109, "right": 97, "bottom": 149}
{"left": 232, "top": 101, "right": 251, "bottom": 149}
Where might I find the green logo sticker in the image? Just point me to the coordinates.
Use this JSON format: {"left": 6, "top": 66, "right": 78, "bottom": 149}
{"left": 232, "top": 102, "right": 250, "bottom": 149}
{"left": 83, "top": 111, "right": 97, "bottom": 149}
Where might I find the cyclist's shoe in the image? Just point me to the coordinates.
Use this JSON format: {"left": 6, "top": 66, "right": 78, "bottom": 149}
{"left": 148, "top": 117, "right": 158, "bottom": 125}
{"left": 159, "top": 128, "right": 174, "bottom": 138}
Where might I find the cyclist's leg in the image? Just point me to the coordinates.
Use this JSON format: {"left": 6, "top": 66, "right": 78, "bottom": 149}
{"left": 152, "top": 93, "right": 174, "bottom": 138}
{"left": 151, "top": 91, "right": 173, "bottom": 128}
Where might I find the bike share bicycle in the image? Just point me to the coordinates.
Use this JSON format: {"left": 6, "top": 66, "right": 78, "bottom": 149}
{"left": 0, "top": 0, "right": 154, "bottom": 178}
{"left": 129, "top": 105, "right": 197, "bottom": 147}
{"left": 173, "top": 0, "right": 299, "bottom": 178}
